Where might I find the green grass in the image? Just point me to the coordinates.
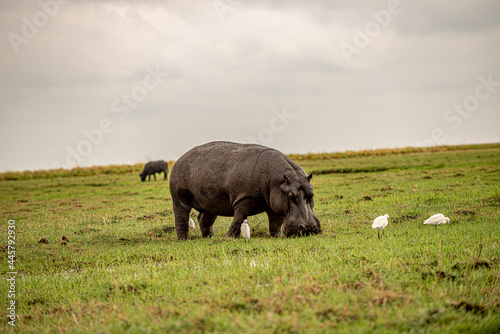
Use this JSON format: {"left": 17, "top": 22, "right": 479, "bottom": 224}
{"left": 1, "top": 144, "right": 500, "bottom": 333}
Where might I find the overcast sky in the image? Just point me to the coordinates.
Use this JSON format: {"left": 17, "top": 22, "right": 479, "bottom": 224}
{"left": 1, "top": 0, "right": 499, "bottom": 172}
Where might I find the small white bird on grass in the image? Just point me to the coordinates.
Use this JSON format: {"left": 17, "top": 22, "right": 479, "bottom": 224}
{"left": 372, "top": 214, "right": 390, "bottom": 239}
{"left": 241, "top": 219, "right": 250, "bottom": 241}
{"left": 188, "top": 217, "right": 196, "bottom": 231}
{"left": 424, "top": 214, "right": 450, "bottom": 228}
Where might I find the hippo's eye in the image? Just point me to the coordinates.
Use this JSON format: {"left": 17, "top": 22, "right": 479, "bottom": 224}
{"left": 288, "top": 193, "right": 298, "bottom": 204}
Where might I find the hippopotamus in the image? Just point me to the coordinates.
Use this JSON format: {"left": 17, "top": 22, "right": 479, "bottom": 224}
{"left": 169, "top": 141, "right": 321, "bottom": 239}
{"left": 140, "top": 160, "right": 169, "bottom": 182}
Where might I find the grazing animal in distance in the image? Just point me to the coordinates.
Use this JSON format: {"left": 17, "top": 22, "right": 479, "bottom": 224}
{"left": 372, "top": 214, "right": 390, "bottom": 239}
{"left": 140, "top": 160, "right": 169, "bottom": 182}
{"left": 169, "top": 141, "right": 321, "bottom": 240}
{"left": 241, "top": 219, "right": 250, "bottom": 241}
{"left": 424, "top": 213, "right": 450, "bottom": 228}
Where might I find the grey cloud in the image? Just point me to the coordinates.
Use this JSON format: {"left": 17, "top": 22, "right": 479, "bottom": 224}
{"left": 0, "top": 0, "right": 499, "bottom": 171}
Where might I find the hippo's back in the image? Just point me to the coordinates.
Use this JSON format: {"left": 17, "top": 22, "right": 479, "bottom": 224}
{"left": 171, "top": 141, "right": 271, "bottom": 184}
{"left": 170, "top": 142, "right": 283, "bottom": 212}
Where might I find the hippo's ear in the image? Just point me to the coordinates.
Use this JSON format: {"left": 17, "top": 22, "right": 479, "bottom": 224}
{"left": 307, "top": 173, "right": 313, "bottom": 182}
{"left": 283, "top": 173, "right": 290, "bottom": 184}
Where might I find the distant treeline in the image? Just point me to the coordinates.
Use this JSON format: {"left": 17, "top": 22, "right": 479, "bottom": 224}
{"left": 287, "top": 143, "right": 500, "bottom": 161}
{"left": 0, "top": 164, "right": 145, "bottom": 181}
{"left": 1, "top": 143, "right": 499, "bottom": 181}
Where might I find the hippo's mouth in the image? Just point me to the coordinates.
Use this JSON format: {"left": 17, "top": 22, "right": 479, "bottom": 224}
{"left": 283, "top": 223, "right": 322, "bottom": 237}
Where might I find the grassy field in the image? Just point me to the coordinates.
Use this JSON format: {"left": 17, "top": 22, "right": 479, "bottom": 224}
{"left": 1, "top": 144, "right": 500, "bottom": 333}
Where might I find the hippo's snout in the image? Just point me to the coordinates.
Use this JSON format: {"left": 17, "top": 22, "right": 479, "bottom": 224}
{"left": 283, "top": 214, "right": 321, "bottom": 237}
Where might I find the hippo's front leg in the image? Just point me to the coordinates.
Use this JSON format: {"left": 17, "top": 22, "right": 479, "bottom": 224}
{"left": 267, "top": 210, "right": 284, "bottom": 237}
{"left": 226, "top": 200, "right": 253, "bottom": 238}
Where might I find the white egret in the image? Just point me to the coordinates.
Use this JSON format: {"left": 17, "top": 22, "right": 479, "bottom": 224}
{"left": 241, "top": 219, "right": 250, "bottom": 241}
{"left": 424, "top": 214, "right": 450, "bottom": 228}
{"left": 372, "top": 214, "right": 390, "bottom": 239}
{"left": 188, "top": 217, "right": 196, "bottom": 231}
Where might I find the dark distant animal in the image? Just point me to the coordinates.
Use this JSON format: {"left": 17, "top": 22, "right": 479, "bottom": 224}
{"left": 140, "top": 160, "right": 169, "bottom": 182}
{"left": 169, "top": 141, "right": 321, "bottom": 239}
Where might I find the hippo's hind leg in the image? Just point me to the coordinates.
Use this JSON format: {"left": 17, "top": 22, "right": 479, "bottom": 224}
{"left": 172, "top": 197, "right": 191, "bottom": 240}
{"left": 267, "top": 210, "right": 284, "bottom": 237}
{"left": 153, "top": 173, "right": 157, "bottom": 181}
{"left": 198, "top": 211, "right": 217, "bottom": 238}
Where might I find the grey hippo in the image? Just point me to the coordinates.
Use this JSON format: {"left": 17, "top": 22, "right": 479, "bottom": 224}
{"left": 169, "top": 141, "right": 321, "bottom": 239}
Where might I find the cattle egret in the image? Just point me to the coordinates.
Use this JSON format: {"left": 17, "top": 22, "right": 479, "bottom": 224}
{"left": 424, "top": 214, "right": 450, "bottom": 228}
{"left": 241, "top": 219, "right": 250, "bottom": 241}
{"left": 372, "top": 214, "right": 390, "bottom": 239}
{"left": 189, "top": 218, "right": 196, "bottom": 231}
